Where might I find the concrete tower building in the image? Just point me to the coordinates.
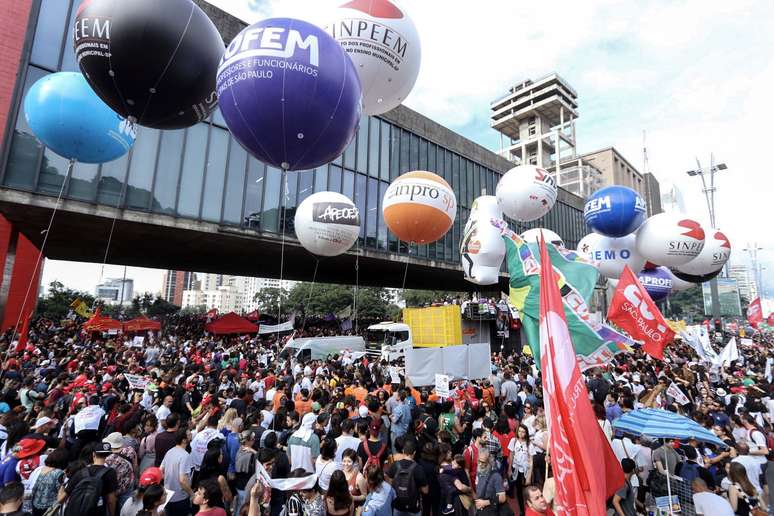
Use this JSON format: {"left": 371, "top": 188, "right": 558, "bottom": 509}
{"left": 490, "top": 73, "right": 603, "bottom": 197}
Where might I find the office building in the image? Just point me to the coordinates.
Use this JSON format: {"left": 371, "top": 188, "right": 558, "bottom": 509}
{"left": 161, "top": 270, "right": 197, "bottom": 307}
{"left": 95, "top": 278, "right": 133, "bottom": 305}
{"left": 729, "top": 264, "right": 757, "bottom": 301}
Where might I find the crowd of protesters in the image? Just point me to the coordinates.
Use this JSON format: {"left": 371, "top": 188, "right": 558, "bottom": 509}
{"left": 0, "top": 312, "right": 771, "bottom": 516}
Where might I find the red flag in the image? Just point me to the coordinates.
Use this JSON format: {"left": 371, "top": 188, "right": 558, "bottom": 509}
{"left": 538, "top": 235, "right": 624, "bottom": 515}
{"left": 15, "top": 312, "right": 33, "bottom": 353}
{"left": 767, "top": 312, "right": 774, "bottom": 327}
{"left": 607, "top": 266, "right": 675, "bottom": 360}
{"left": 747, "top": 297, "right": 763, "bottom": 327}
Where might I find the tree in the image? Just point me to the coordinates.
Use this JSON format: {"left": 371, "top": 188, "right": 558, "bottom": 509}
{"left": 664, "top": 284, "right": 704, "bottom": 321}
{"left": 181, "top": 305, "right": 207, "bottom": 315}
{"left": 254, "top": 287, "right": 291, "bottom": 318}
{"left": 402, "top": 289, "right": 463, "bottom": 308}
{"left": 148, "top": 297, "right": 180, "bottom": 317}
{"left": 36, "top": 281, "right": 95, "bottom": 321}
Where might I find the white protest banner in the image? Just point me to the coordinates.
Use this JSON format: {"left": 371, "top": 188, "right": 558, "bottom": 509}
{"left": 740, "top": 338, "right": 754, "bottom": 347}
{"left": 258, "top": 320, "right": 294, "bottom": 334}
{"left": 124, "top": 373, "right": 149, "bottom": 391}
{"left": 435, "top": 374, "right": 451, "bottom": 398}
{"left": 132, "top": 336, "right": 144, "bottom": 347}
{"left": 388, "top": 366, "right": 401, "bottom": 384}
{"left": 666, "top": 382, "right": 690, "bottom": 406}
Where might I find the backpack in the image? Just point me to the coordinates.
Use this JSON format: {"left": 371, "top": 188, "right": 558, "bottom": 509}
{"left": 363, "top": 438, "right": 387, "bottom": 470}
{"left": 391, "top": 462, "right": 418, "bottom": 512}
{"left": 64, "top": 467, "right": 109, "bottom": 516}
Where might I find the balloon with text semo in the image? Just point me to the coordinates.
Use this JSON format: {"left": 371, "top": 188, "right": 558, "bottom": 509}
{"left": 74, "top": 0, "right": 224, "bottom": 129}
{"left": 24, "top": 72, "right": 135, "bottom": 163}
{"left": 325, "top": 0, "right": 421, "bottom": 115}
{"left": 294, "top": 191, "right": 361, "bottom": 257}
{"left": 383, "top": 171, "right": 457, "bottom": 244}
{"left": 216, "top": 18, "right": 362, "bottom": 171}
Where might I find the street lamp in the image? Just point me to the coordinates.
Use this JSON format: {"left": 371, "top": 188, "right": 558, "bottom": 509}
{"left": 686, "top": 155, "right": 727, "bottom": 321}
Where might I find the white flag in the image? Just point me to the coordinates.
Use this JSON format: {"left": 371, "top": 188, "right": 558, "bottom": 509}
{"left": 716, "top": 337, "right": 739, "bottom": 366}
{"left": 666, "top": 382, "right": 690, "bottom": 406}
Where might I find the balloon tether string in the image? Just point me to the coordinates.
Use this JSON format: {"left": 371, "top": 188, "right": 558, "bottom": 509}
{"left": 276, "top": 167, "right": 288, "bottom": 348}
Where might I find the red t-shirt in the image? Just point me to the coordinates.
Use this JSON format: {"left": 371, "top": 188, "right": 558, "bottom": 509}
{"left": 525, "top": 508, "right": 554, "bottom": 516}
{"left": 197, "top": 508, "right": 227, "bottom": 516}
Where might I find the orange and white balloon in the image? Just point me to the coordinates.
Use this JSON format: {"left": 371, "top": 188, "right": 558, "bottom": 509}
{"left": 383, "top": 171, "right": 456, "bottom": 244}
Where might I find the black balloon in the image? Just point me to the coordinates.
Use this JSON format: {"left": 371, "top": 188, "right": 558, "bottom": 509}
{"left": 670, "top": 267, "right": 722, "bottom": 284}
{"left": 74, "top": 0, "right": 224, "bottom": 130}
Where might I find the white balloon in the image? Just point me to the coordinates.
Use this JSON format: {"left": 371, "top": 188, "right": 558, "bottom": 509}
{"left": 326, "top": 0, "right": 421, "bottom": 115}
{"left": 666, "top": 268, "right": 699, "bottom": 292}
{"left": 576, "top": 233, "right": 645, "bottom": 279}
{"left": 675, "top": 228, "right": 731, "bottom": 276}
{"left": 496, "top": 165, "right": 557, "bottom": 222}
{"left": 461, "top": 196, "right": 505, "bottom": 285}
{"left": 635, "top": 213, "right": 706, "bottom": 267}
{"left": 521, "top": 228, "right": 564, "bottom": 247}
{"left": 294, "top": 191, "right": 360, "bottom": 256}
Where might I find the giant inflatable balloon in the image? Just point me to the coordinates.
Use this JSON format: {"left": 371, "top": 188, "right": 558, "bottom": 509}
{"left": 326, "top": 0, "right": 421, "bottom": 116}
{"left": 461, "top": 196, "right": 505, "bottom": 285}
{"left": 495, "top": 165, "right": 557, "bottom": 222}
{"left": 635, "top": 213, "right": 706, "bottom": 267}
{"left": 666, "top": 268, "right": 698, "bottom": 292}
{"left": 520, "top": 228, "right": 564, "bottom": 247}
{"left": 673, "top": 228, "right": 731, "bottom": 282}
{"left": 74, "top": 0, "right": 224, "bottom": 129}
{"left": 217, "top": 18, "right": 362, "bottom": 171}
{"left": 24, "top": 73, "right": 135, "bottom": 163}
{"left": 583, "top": 185, "right": 647, "bottom": 237}
{"left": 576, "top": 232, "right": 645, "bottom": 279}
{"left": 383, "top": 171, "right": 456, "bottom": 244}
{"left": 637, "top": 267, "right": 673, "bottom": 302}
{"left": 294, "top": 191, "right": 360, "bottom": 256}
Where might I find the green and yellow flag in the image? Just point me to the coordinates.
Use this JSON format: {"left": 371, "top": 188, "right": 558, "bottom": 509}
{"left": 69, "top": 298, "right": 93, "bottom": 319}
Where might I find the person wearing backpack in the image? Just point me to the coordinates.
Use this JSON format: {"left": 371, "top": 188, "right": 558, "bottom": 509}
{"left": 386, "top": 438, "right": 428, "bottom": 516}
{"left": 357, "top": 420, "right": 388, "bottom": 471}
{"left": 62, "top": 442, "right": 118, "bottom": 516}
{"left": 676, "top": 447, "right": 715, "bottom": 490}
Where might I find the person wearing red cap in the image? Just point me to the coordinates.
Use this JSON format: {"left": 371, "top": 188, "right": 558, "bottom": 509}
{"left": 120, "top": 467, "right": 163, "bottom": 516}
{"left": 0, "top": 438, "right": 46, "bottom": 486}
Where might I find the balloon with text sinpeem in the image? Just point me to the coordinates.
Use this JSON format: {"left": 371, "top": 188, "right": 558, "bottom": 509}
{"left": 326, "top": 0, "right": 421, "bottom": 116}
{"left": 637, "top": 266, "right": 673, "bottom": 302}
{"left": 24, "top": 72, "right": 136, "bottom": 164}
{"left": 520, "top": 228, "right": 564, "bottom": 247}
{"left": 673, "top": 228, "right": 731, "bottom": 283}
{"left": 635, "top": 213, "right": 706, "bottom": 267}
{"left": 216, "top": 18, "right": 362, "bottom": 171}
{"left": 583, "top": 185, "right": 647, "bottom": 237}
{"left": 294, "top": 191, "right": 361, "bottom": 257}
{"left": 74, "top": 0, "right": 224, "bottom": 129}
{"left": 495, "top": 165, "right": 557, "bottom": 222}
{"left": 576, "top": 232, "right": 645, "bottom": 280}
{"left": 383, "top": 171, "right": 457, "bottom": 244}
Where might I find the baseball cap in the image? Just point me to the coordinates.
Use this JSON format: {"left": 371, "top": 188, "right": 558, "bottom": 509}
{"left": 95, "top": 441, "right": 113, "bottom": 455}
{"left": 32, "top": 416, "right": 57, "bottom": 430}
{"left": 139, "top": 467, "right": 163, "bottom": 487}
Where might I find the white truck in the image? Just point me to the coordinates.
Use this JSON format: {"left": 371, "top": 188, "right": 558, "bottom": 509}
{"left": 279, "top": 335, "right": 365, "bottom": 361}
{"left": 365, "top": 321, "right": 413, "bottom": 361}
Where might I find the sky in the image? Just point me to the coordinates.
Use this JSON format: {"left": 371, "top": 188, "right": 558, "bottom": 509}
{"left": 42, "top": 0, "right": 774, "bottom": 304}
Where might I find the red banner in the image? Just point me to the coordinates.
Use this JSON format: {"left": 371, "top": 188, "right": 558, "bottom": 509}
{"left": 748, "top": 297, "right": 763, "bottom": 327}
{"left": 607, "top": 266, "right": 675, "bottom": 360}
{"left": 767, "top": 312, "right": 774, "bottom": 327}
{"left": 538, "top": 236, "right": 624, "bottom": 515}
{"left": 15, "top": 312, "right": 32, "bottom": 353}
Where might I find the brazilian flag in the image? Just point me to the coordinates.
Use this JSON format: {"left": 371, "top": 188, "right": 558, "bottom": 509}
{"left": 502, "top": 228, "right": 634, "bottom": 369}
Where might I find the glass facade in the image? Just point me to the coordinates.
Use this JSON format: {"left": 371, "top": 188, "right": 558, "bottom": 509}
{"left": 0, "top": 0, "right": 586, "bottom": 270}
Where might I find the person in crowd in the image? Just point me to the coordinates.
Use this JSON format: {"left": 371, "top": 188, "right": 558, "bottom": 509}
{"left": 0, "top": 482, "right": 25, "bottom": 516}
{"left": 523, "top": 484, "right": 553, "bottom": 516}
{"left": 612, "top": 458, "right": 639, "bottom": 516}
{"left": 726, "top": 462, "right": 767, "bottom": 515}
{"left": 160, "top": 429, "right": 193, "bottom": 516}
{"left": 61, "top": 442, "right": 118, "bottom": 516}
{"left": 692, "top": 477, "right": 734, "bottom": 516}
{"left": 192, "top": 479, "right": 227, "bottom": 516}
{"left": 324, "top": 470, "right": 354, "bottom": 516}
{"left": 386, "top": 437, "right": 428, "bottom": 516}
{"left": 473, "top": 448, "right": 506, "bottom": 516}
{"left": 340, "top": 449, "right": 367, "bottom": 506}
{"left": 120, "top": 466, "right": 163, "bottom": 516}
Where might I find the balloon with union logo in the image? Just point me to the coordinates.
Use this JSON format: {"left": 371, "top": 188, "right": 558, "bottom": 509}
{"left": 74, "top": 0, "right": 225, "bottom": 129}
{"left": 294, "top": 191, "right": 361, "bottom": 257}
{"left": 575, "top": 232, "right": 645, "bottom": 279}
{"left": 520, "top": 228, "right": 564, "bottom": 247}
{"left": 24, "top": 72, "right": 135, "bottom": 163}
{"left": 217, "top": 18, "right": 362, "bottom": 171}
{"left": 383, "top": 171, "right": 456, "bottom": 244}
{"left": 495, "top": 165, "right": 557, "bottom": 222}
{"left": 584, "top": 185, "right": 647, "bottom": 237}
{"left": 326, "top": 0, "right": 421, "bottom": 116}
{"left": 637, "top": 266, "right": 673, "bottom": 302}
{"left": 672, "top": 228, "right": 731, "bottom": 283}
{"left": 635, "top": 213, "right": 706, "bottom": 267}
{"left": 461, "top": 196, "right": 505, "bottom": 286}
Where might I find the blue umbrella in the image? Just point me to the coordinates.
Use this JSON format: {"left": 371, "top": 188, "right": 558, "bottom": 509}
{"left": 612, "top": 408, "right": 726, "bottom": 447}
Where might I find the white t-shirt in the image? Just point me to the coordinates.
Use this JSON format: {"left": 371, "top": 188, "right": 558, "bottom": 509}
{"left": 335, "top": 434, "right": 361, "bottom": 463}
{"left": 156, "top": 405, "right": 171, "bottom": 430}
{"left": 188, "top": 427, "right": 221, "bottom": 471}
{"left": 692, "top": 491, "right": 734, "bottom": 516}
{"left": 315, "top": 457, "right": 341, "bottom": 491}
{"left": 745, "top": 429, "right": 768, "bottom": 466}
{"left": 732, "top": 455, "right": 763, "bottom": 494}
{"left": 508, "top": 438, "right": 534, "bottom": 475}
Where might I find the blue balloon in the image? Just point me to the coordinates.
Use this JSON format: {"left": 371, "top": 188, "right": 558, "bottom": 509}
{"left": 23, "top": 72, "right": 136, "bottom": 164}
{"left": 216, "top": 18, "right": 362, "bottom": 171}
{"left": 637, "top": 266, "right": 673, "bottom": 302}
{"left": 583, "top": 185, "right": 646, "bottom": 237}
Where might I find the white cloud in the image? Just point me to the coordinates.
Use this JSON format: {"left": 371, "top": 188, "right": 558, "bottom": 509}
{"left": 41, "top": 260, "right": 164, "bottom": 297}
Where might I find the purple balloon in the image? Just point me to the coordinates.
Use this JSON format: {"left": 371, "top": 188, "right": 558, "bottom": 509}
{"left": 216, "top": 18, "right": 362, "bottom": 171}
{"left": 637, "top": 266, "right": 673, "bottom": 302}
